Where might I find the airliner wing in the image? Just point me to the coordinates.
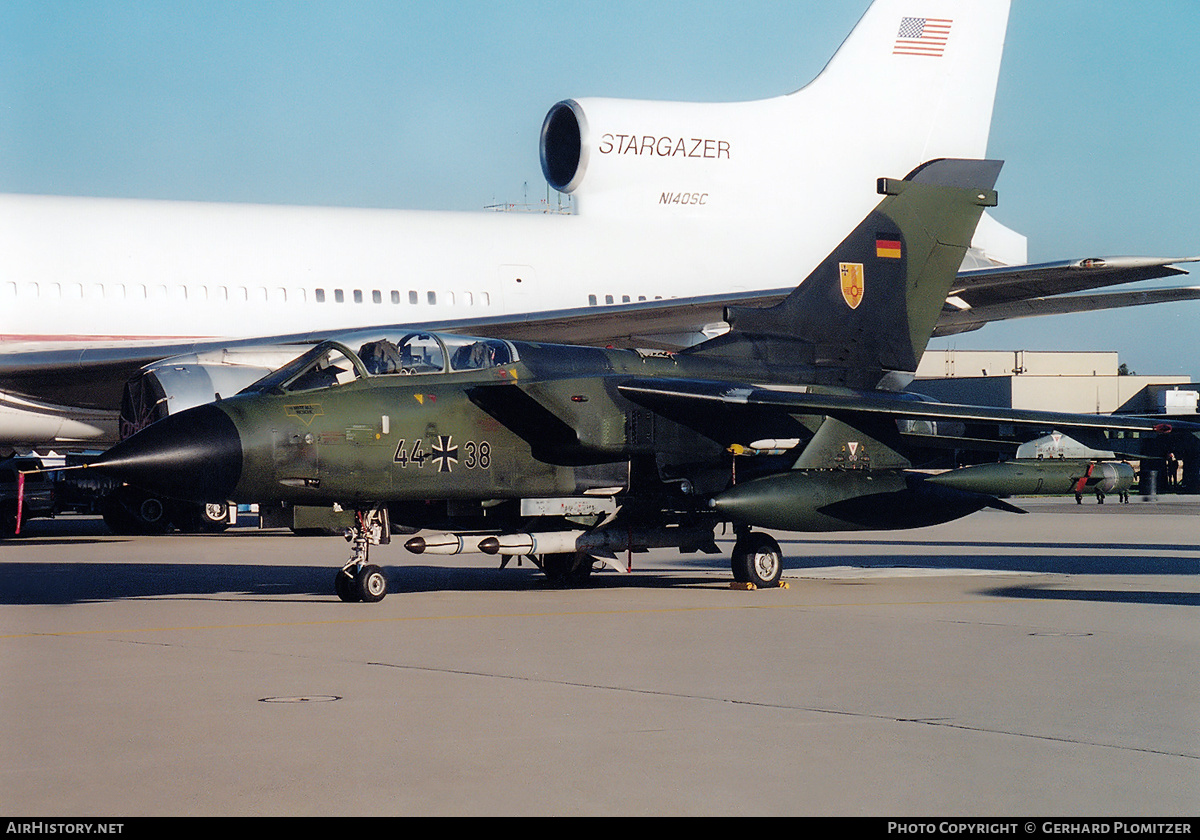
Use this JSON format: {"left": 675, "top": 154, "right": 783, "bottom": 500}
{"left": 424, "top": 255, "right": 1200, "bottom": 345}
{"left": 431, "top": 255, "right": 1200, "bottom": 346}
{"left": 0, "top": 290, "right": 780, "bottom": 420}
{"left": 421, "top": 289, "right": 786, "bottom": 348}
{"left": 2, "top": 257, "right": 1195, "bottom": 409}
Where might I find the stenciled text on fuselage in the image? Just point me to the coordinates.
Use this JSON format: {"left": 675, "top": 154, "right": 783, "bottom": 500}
{"left": 597, "top": 134, "right": 731, "bottom": 159}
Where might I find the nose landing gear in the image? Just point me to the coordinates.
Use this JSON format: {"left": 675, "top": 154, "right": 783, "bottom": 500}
{"left": 334, "top": 507, "right": 391, "bottom": 602}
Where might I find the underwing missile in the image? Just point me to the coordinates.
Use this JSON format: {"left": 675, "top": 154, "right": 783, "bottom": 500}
{"left": 403, "top": 533, "right": 473, "bottom": 555}
{"left": 476, "top": 531, "right": 586, "bottom": 556}
{"left": 925, "top": 460, "right": 1135, "bottom": 497}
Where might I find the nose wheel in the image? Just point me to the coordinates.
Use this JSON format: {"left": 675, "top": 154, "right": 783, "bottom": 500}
{"left": 334, "top": 507, "right": 391, "bottom": 602}
{"left": 336, "top": 563, "right": 388, "bottom": 603}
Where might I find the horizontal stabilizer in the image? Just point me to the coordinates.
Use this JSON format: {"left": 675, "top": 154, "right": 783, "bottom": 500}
{"left": 936, "top": 285, "right": 1200, "bottom": 336}
{"left": 938, "top": 256, "right": 1198, "bottom": 334}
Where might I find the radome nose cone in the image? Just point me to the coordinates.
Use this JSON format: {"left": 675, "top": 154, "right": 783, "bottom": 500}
{"left": 93, "top": 403, "right": 243, "bottom": 501}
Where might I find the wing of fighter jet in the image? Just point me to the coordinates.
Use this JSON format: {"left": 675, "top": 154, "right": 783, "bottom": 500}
{"left": 617, "top": 377, "right": 1178, "bottom": 458}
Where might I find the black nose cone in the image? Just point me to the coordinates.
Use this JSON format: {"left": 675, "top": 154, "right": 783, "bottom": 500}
{"left": 92, "top": 403, "right": 243, "bottom": 501}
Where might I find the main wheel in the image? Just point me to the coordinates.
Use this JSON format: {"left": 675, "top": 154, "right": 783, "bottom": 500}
{"left": 355, "top": 564, "right": 388, "bottom": 603}
{"left": 172, "top": 501, "right": 231, "bottom": 533}
{"left": 731, "top": 532, "right": 783, "bottom": 588}
{"left": 731, "top": 543, "right": 748, "bottom": 583}
{"left": 102, "top": 487, "right": 172, "bottom": 534}
{"left": 541, "top": 552, "right": 592, "bottom": 587}
{"left": 133, "top": 494, "right": 169, "bottom": 533}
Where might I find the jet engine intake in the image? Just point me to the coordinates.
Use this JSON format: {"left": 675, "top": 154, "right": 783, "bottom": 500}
{"left": 119, "top": 348, "right": 302, "bottom": 439}
{"left": 539, "top": 96, "right": 747, "bottom": 213}
{"left": 540, "top": 100, "right": 586, "bottom": 193}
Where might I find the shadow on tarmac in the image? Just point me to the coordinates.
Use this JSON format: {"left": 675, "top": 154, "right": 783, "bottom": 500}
{"left": 979, "top": 583, "right": 1200, "bottom": 607}
{"left": 0, "top": 559, "right": 749, "bottom": 605}
{"left": 1, "top": 551, "right": 1196, "bottom": 606}
{"left": 3, "top": 516, "right": 1196, "bottom": 605}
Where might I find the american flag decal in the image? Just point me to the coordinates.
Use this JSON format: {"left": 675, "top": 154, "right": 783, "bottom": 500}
{"left": 893, "top": 16, "right": 952, "bottom": 57}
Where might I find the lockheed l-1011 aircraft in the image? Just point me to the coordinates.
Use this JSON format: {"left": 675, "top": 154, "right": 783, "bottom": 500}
{"left": 91, "top": 159, "right": 1199, "bottom": 600}
{"left": 2, "top": 0, "right": 1196, "bottom": 460}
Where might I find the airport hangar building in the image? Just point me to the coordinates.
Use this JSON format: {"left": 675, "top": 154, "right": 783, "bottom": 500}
{"left": 908, "top": 349, "right": 1200, "bottom": 493}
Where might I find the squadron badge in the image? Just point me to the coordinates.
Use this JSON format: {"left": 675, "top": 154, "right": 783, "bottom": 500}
{"left": 839, "top": 262, "right": 864, "bottom": 309}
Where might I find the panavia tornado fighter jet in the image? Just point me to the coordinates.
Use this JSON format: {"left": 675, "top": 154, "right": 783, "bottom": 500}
{"left": 91, "top": 160, "right": 1195, "bottom": 601}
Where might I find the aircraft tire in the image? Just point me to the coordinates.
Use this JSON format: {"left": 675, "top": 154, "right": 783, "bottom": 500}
{"left": 101, "top": 487, "right": 172, "bottom": 535}
{"left": 197, "top": 501, "right": 231, "bottom": 531}
{"left": 732, "top": 532, "right": 783, "bottom": 588}
{"left": 730, "top": 549, "right": 748, "bottom": 583}
{"left": 335, "top": 569, "right": 359, "bottom": 602}
{"left": 172, "top": 501, "right": 231, "bottom": 533}
{"left": 541, "top": 552, "right": 592, "bottom": 587}
{"left": 356, "top": 564, "right": 388, "bottom": 603}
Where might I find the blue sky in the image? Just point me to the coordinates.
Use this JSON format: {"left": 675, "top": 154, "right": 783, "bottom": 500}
{"left": 1, "top": 1, "right": 1197, "bottom": 378}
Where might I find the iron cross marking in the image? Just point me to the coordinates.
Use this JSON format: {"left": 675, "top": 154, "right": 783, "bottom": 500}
{"left": 432, "top": 435, "right": 459, "bottom": 473}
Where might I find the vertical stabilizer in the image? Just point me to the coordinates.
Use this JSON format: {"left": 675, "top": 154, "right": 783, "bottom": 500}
{"left": 551, "top": 0, "right": 1010, "bottom": 231}
{"left": 799, "top": 0, "right": 1010, "bottom": 163}
{"left": 692, "top": 159, "right": 1002, "bottom": 390}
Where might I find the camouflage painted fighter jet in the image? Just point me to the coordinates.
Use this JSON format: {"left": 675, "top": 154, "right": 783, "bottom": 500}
{"left": 91, "top": 159, "right": 1194, "bottom": 601}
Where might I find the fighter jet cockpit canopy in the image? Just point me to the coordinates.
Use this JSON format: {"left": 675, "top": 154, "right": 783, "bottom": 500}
{"left": 241, "top": 333, "right": 519, "bottom": 395}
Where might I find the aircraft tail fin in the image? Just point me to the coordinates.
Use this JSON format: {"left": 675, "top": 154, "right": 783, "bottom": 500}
{"left": 795, "top": 0, "right": 1010, "bottom": 163}
{"left": 543, "top": 0, "right": 1010, "bottom": 227}
{"left": 689, "top": 159, "right": 1001, "bottom": 390}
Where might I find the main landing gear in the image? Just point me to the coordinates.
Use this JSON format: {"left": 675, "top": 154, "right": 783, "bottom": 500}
{"left": 730, "top": 530, "right": 784, "bottom": 588}
{"left": 535, "top": 551, "right": 595, "bottom": 588}
{"left": 329, "top": 511, "right": 785, "bottom": 602}
{"left": 335, "top": 507, "right": 391, "bottom": 603}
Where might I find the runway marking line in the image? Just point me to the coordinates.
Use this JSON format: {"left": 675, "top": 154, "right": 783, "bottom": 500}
{"left": 0, "top": 596, "right": 984, "bottom": 640}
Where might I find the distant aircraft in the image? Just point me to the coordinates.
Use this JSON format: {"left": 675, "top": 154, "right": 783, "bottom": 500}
{"left": 91, "top": 159, "right": 1199, "bottom": 601}
{"left": 1, "top": 0, "right": 1195, "bottom": 455}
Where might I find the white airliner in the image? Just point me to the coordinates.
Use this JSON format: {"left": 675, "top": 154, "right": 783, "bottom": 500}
{"left": 0, "top": 0, "right": 1195, "bottom": 449}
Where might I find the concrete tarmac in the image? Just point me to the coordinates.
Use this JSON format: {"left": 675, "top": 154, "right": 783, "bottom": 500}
{"left": 2, "top": 497, "right": 1197, "bottom": 816}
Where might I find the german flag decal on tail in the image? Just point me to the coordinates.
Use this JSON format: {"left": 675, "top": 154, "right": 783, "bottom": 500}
{"left": 876, "top": 236, "right": 902, "bottom": 259}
